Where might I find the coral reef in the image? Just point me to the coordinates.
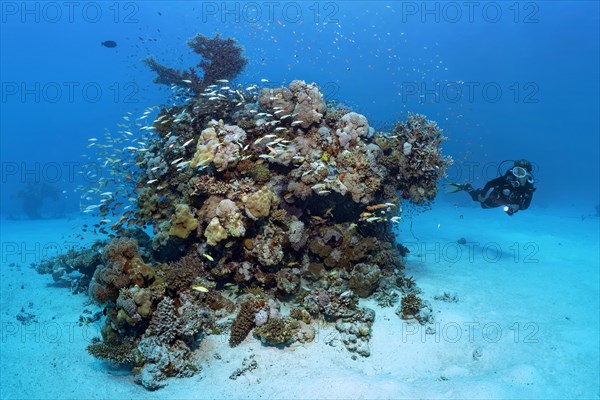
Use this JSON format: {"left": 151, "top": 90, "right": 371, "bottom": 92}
{"left": 37, "top": 39, "right": 453, "bottom": 388}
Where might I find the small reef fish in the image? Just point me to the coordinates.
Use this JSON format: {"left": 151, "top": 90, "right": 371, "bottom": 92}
{"left": 202, "top": 253, "right": 214, "bottom": 261}
{"left": 367, "top": 203, "right": 396, "bottom": 211}
{"left": 181, "top": 139, "right": 194, "bottom": 148}
{"left": 191, "top": 285, "right": 209, "bottom": 292}
{"left": 101, "top": 40, "right": 117, "bottom": 48}
{"left": 291, "top": 120, "right": 304, "bottom": 126}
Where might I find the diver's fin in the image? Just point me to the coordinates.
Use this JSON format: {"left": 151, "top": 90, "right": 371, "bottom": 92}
{"left": 444, "top": 183, "right": 467, "bottom": 193}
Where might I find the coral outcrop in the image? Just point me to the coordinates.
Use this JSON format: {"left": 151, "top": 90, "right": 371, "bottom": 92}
{"left": 39, "top": 39, "right": 453, "bottom": 389}
{"left": 229, "top": 298, "right": 259, "bottom": 347}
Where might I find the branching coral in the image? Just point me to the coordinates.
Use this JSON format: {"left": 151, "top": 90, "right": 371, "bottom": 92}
{"left": 400, "top": 293, "right": 423, "bottom": 318}
{"left": 392, "top": 113, "right": 453, "bottom": 204}
{"left": 144, "top": 34, "right": 247, "bottom": 93}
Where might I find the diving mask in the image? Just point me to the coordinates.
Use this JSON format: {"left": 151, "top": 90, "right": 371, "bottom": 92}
{"left": 512, "top": 166, "right": 527, "bottom": 179}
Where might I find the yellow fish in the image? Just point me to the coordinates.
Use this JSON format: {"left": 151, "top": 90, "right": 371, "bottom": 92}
{"left": 191, "top": 285, "right": 209, "bottom": 293}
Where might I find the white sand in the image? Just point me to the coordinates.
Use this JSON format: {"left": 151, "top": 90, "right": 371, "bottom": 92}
{"left": 1, "top": 205, "right": 598, "bottom": 399}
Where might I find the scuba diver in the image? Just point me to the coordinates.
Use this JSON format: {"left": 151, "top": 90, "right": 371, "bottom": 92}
{"left": 445, "top": 159, "right": 536, "bottom": 216}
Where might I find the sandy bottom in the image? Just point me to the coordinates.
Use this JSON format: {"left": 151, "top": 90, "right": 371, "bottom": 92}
{"left": 1, "top": 204, "right": 598, "bottom": 399}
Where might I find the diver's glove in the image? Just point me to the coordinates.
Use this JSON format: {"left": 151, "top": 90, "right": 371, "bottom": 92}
{"left": 444, "top": 183, "right": 472, "bottom": 193}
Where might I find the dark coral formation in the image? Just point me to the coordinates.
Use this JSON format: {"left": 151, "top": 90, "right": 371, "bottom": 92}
{"left": 81, "top": 237, "right": 228, "bottom": 389}
{"left": 400, "top": 293, "right": 422, "bottom": 317}
{"left": 254, "top": 317, "right": 300, "bottom": 346}
{"left": 391, "top": 113, "right": 451, "bottom": 204}
{"left": 87, "top": 339, "right": 136, "bottom": 364}
{"left": 229, "top": 298, "right": 258, "bottom": 347}
{"left": 88, "top": 238, "right": 155, "bottom": 304}
{"left": 37, "top": 243, "right": 102, "bottom": 293}
{"left": 144, "top": 34, "right": 247, "bottom": 94}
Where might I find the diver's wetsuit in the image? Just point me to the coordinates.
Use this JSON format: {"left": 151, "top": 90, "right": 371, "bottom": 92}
{"left": 465, "top": 171, "right": 535, "bottom": 211}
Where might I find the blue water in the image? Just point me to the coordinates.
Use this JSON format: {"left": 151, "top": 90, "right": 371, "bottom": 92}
{"left": 0, "top": 2, "right": 599, "bottom": 398}
{"left": 1, "top": 1, "right": 598, "bottom": 217}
